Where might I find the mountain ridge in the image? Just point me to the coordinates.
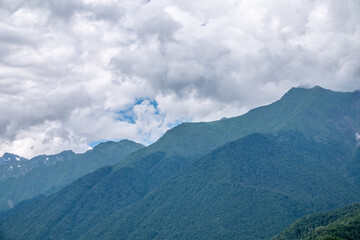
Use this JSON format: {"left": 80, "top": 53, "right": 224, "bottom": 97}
{"left": 0, "top": 139, "right": 144, "bottom": 211}
{"left": 0, "top": 150, "right": 76, "bottom": 182}
{"left": 81, "top": 133, "right": 360, "bottom": 240}
{"left": 1, "top": 86, "right": 360, "bottom": 239}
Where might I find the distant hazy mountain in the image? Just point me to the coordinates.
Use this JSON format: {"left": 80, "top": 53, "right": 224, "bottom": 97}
{"left": 0, "top": 151, "right": 74, "bottom": 181}
{"left": 0, "top": 153, "right": 28, "bottom": 165}
{"left": 273, "top": 202, "right": 360, "bottom": 240}
{"left": 1, "top": 86, "right": 360, "bottom": 239}
{"left": 0, "top": 140, "right": 144, "bottom": 211}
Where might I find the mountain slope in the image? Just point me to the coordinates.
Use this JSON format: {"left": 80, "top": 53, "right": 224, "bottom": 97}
{"left": 113, "top": 86, "right": 360, "bottom": 196}
{"left": 273, "top": 202, "right": 360, "bottom": 240}
{"left": 1, "top": 86, "right": 360, "bottom": 239}
{"left": 82, "top": 133, "right": 360, "bottom": 240}
{"left": 0, "top": 140, "right": 144, "bottom": 211}
{"left": 348, "top": 147, "right": 360, "bottom": 186}
{"left": 0, "top": 151, "right": 74, "bottom": 182}
{"left": 119, "top": 86, "right": 360, "bottom": 176}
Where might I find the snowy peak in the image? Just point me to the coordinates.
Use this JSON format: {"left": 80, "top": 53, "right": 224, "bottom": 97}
{"left": 0, "top": 153, "right": 29, "bottom": 165}
{"left": 0, "top": 151, "right": 75, "bottom": 181}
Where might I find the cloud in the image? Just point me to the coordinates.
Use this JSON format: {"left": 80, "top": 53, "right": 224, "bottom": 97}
{"left": 111, "top": 0, "right": 360, "bottom": 98}
{"left": 0, "top": 0, "right": 359, "bottom": 157}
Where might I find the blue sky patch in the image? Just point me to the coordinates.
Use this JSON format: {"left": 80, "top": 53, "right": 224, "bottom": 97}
{"left": 116, "top": 98, "right": 160, "bottom": 124}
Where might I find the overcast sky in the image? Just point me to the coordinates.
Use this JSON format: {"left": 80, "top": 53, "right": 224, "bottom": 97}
{"left": 0, "top": 0, "right": 359, "bottom": 158}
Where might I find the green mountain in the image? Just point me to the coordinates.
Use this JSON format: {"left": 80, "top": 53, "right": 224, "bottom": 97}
{"left": 1, "top": 86, "right": 360, "bottom": 239}
{"left": 273, "top": 202, "right": 360, "bottom": 240}
{"left": 82, "top": 133, "right": 360, "bottom": 240}
{"left": 348, "top": 147, "right": 360, "bottom": 186}
{"left": 0, "top": 140, "right": 144, "bottom": 211}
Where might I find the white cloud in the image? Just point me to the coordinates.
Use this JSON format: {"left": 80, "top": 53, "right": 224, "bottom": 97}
{"left": 0, "top": 120, "right": 89, "bottom": 158}
{"left": 0, "top": 0, "right": 359, "bottom": 157}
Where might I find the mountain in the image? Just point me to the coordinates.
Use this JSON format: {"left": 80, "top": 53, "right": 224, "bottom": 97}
{"left": 0, "top": 153, "right": 28, "bottom": 165}
{"left": 273, "top": 202, "right": 360, "bottom": 240}
{"left": 0, "top": 151, "right": 74, "bottom": 182}
{"left": 0, "top": 153, "right": 30, "bottom": 181}
{"left": 348, "top": 147, "right": 360, "bottom": 187}
{"left": 81, "top": 133, "right": 360, "bottom": 240}
{"left": 0, "top": 140, "right": 144, "bottom": 211}
{"left": 1, "top": 86, "right": 360, "bottom": 239}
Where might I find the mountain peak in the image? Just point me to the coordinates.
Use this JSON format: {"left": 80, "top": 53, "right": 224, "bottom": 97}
{"left": 92, "top": 139, "right": 144, "bottom": 151}
{"left": 2, "top": 152, "right": 16, "bottom": 158}
{"left": 283, "top": 85, "right": 333, "bottom": 98}
{"left": 0, "top": 153, "right": 28, "bottom": 163}
{"left": 277, "top": 85, "right": 352, "bottom": 113}
{"left": 283, "top": 85, "right": 360, "bottom": 100}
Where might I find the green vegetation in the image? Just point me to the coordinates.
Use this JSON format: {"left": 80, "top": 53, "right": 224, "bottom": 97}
{"left": 0, "top": 140, "right": 144, "bottom": 211}
{"left": 1, "top": 86, "right": 360, "bottom": 239}
{"left": 82, "top": 133, "right": 360, "bottom": 240}
{"left": 348, "top": 147, "right": 360, "bottom": 187}
{"left": 2, "top": 133, "right": 360, "bottom": 240}
{"left": 273, "top": 202, "right": 360, "bottom": 240}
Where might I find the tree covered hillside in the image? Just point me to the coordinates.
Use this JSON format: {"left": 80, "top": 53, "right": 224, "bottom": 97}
{"left": 273, "top": 202, "right": 360, "bottom": 240}
{"left": 1, "top": 86, "right": 360, "bottom": 239}
{"left": 82, "top": 133, "right": 360, "bottom": 240}
{"left": 0, "top": 140, "right": 144, "bottom": 211}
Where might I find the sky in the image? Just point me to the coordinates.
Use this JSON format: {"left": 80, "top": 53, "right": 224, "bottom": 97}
{"left": 0, "top": 0, "right": 359, "bottom": 158}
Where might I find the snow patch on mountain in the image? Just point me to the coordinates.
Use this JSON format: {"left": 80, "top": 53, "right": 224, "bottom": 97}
{"left": 7, "top": 200, "right": 14, "bottom": 209}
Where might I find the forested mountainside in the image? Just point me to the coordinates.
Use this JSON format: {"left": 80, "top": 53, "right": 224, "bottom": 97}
{"left": 0, "top": 140, "right": 144, "bottom": 211}
{"left": 82, "top": 133, "right": 360, "bottom": 240}
{"left": 1, "top": 86, "right": 360, "bottom": 239}
{"left": 273, "top": 202, "right": 360, "bottom": 240}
